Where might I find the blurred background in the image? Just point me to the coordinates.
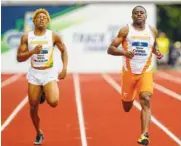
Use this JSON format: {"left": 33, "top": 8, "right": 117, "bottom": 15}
{"left": 1, "top": 1, "right": 181, "bottom": 73}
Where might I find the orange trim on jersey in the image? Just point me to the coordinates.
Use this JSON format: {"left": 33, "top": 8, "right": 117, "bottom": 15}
{"left": 141, "top": 48, "right": 153, "bottom": 73}
{"left": 122, "top": 39, "right": 131, "bottom": 72}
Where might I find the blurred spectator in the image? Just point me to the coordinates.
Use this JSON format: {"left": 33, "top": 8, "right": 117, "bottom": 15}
{"left": 174, "top": 41, "right": 181, "bottom": 66}
{"left": 168, "top": 41, "right": 181, "bottom": 66}
{"left": 156, "top": 32, "right": 170, "bottom": 64}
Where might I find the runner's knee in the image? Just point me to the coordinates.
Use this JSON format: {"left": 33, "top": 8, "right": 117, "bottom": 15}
{"left": 47, "top": 98, "right": 59, "bottom": 107}
{"left": 139, "top": 92, "right": 152, "bottom": 108}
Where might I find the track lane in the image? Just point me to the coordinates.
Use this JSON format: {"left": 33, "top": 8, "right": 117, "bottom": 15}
{"left": 79, "top": 74, "right": 178, "bottom": 146}
{"left": 1, "top": 74, "right": 16, "bottom": 82}
{"left": 1, "top": 74, "right": 28, "bottom": 123}
{"left": 2, "top": 74, "right": 81, "bottom": 146}
{"left": 155, "top": 71, "right": 181, "bottom": 94}
{"left": 160, "top": 70, "right": 181, "bottom": 78}
{"left": 110, "top": 73, "right": 181, "bottom": 141}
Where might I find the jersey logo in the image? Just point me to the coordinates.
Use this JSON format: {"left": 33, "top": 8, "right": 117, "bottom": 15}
{"left": 132, "top": 41, "right": 148, "bottom": 47}
{"left": 41, "top": 50, "right": 48, "bottom": 54}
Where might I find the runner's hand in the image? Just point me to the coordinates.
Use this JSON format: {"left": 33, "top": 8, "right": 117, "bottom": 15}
{"left": 155, "top": 50, "right": 163, "bottom": 59}
{"left": 124, "top": 50, "right": 135, "bottom": 59}
{"left": 58, "top": 69, "right": 67, "bottom": 80}
{"left": 32, "top": 45, "right": 43, "bottom": 54}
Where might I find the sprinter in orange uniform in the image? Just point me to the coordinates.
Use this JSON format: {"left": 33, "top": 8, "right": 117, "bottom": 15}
{"left": 107, "top": 6, "right": 163, "bottom": 145}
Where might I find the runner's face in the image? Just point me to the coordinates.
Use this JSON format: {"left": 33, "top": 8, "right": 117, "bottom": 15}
{"left": 132, "top": 7, "right": 147, "bottom": 24}
{"left": 34, "top": 13, "right": 48, "bottom": 28}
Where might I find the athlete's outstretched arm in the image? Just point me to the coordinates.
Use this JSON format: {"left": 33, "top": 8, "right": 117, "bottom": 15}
{"left": 54, "top": 33, "right": 68, "bottom": 79}
{"left": 17, "top": 34, "right": 42, "bottom": 62}
{"left": 107, "top": 26, "right": 134, "bottom": 58}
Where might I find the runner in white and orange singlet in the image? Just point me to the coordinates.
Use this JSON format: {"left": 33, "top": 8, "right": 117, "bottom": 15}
{"left": 107, "top": 5, "right": 163, "bottom": 145}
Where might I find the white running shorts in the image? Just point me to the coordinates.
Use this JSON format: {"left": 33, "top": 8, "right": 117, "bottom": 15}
{"left": 26, "top": 67, "right": 58, "bottom": 86}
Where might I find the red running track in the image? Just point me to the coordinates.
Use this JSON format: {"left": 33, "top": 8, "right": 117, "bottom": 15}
{"left": 1, "top": 71, "right": 181, "bottom": 146}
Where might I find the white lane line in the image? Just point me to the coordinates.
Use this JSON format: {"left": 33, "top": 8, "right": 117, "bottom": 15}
{"left": 73, "top": 74, "right": 88, "bottom": 146}
{"left": 2, "top": 74, "right": 23, "bottom": 88}
{"left": 154, "top": 83, "right": 181, "bottom": 101}
{"left": 102, "top": 74, "right": 181, "bottom": 146}
{"left": 1, "top": 96, "right": 28, "bottom": 131}
{"left": 156, "top": 71, "right": 181, "bottom": 84}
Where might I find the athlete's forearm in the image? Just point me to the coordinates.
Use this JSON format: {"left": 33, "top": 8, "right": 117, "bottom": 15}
{"left": 152, "top": 46, "right": 162, "bottom": 56}
{"left": 152, "top": 46, "right": 157, "bottom": 54}
{"left": 61, "top": 49, "right": 68, "bottom": 70}
{"left": 107, "top": 46, "right": 126, "bottom": 56}
{"left": 152, "top": 40, "right": 160, "bottom": 55}
{"left": 152, "top": 46, "right": 163, "bottom": 59}
{"left": 17, "top": 50, "right": 33, "bottom": 62}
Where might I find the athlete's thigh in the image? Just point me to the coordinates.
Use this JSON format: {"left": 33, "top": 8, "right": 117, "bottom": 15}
{"left": 121, "top": 70, "right": 137, "bottom": 101}
{"left": 28, "top": 83, "right": 42, "bottom": 106}
{"left": 43, "top": 80, "right": 59, "bottom": 103}
{"left": 137, "top": 71, "right": 153, "bottom": 95}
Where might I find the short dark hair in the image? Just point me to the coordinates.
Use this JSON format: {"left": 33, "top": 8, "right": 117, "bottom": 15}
{"left": 132, "top": 6, "right": 147, "bottom": 15}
